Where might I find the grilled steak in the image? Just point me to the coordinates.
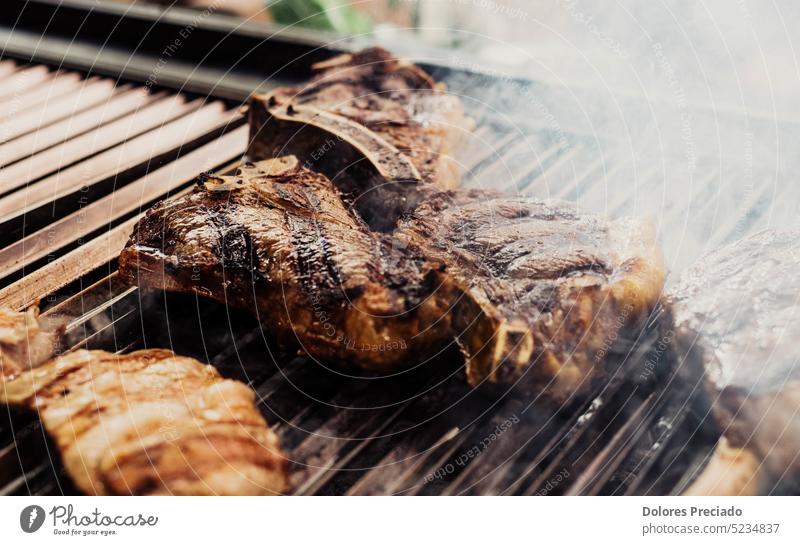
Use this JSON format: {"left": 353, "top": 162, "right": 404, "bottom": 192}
{"left": 120, "top": 157, "right": 665, "bottom": 401}
{"left": 120, "top": 156, "right": 457, "bottom": 371}
{"left": 248, "top": 47, "right": 473, "bottom": 230}
{"left": 0, "top": 308, "right": 287, "bottom": 496}
{"left": 671, "top": 230, "right": 800, "bottom": 494}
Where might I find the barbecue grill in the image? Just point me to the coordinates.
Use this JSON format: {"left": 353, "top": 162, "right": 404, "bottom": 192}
{"left": 1, "top": 0, "right": 785, "bottom": 496}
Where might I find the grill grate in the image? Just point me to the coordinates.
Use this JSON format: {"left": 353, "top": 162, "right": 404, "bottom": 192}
{"left": 0, "top": 51, "right": 773, "bottom": 496}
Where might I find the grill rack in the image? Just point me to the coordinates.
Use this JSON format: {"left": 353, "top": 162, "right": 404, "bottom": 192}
{"left": 0, "top": 61, "right": 714, "bottom": 494}
{"left": 0, "top": 0, "right": 785, "bottom": 496}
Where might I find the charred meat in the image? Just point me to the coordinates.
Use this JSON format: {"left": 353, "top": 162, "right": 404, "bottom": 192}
{"left": 672, "top": 229, "right": 800, "bottom": 494}
{"left": 119, "top": 156, "right": 457, "bottom": 372}
{"left": 120, "top": 157, "right": 665, "bottom": 401}
{"left": 0, "top": 308, "right": 287, "bottom": 496}
{"left": 248, "top": 47, "right": 473, "bottom": 229}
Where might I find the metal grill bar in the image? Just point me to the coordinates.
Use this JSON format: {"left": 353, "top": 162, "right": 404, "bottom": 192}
{"left": 0, "top": 77, "right": 117, "bottom": 143}
{"left": 0, "top": 127, "right": 247, "bottom": 281}
{"left": 516, "top": 144, "right": 582, "bottom": 194}
{"left": 0, "top": 87, "right": 155, "bottom": 170}
{"left": 0, "top": 102, "right": 236, "bottom": 223}
{"left": 566, "top": 391, "right": 659, "bottom": 495}
{"left": 343, "top": 382, "right": 500, "bottom": 496}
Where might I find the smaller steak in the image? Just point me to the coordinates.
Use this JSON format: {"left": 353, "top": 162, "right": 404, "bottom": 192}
{"left": 0, "top": 307, "right": 287, "bottom": 496}
{"left": 672, "top": 229, "right": 800, "bottom": 493}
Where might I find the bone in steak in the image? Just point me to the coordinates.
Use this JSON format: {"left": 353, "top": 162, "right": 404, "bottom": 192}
{"left": 248, "top": 47, "right": 473, "bottom": 230}
{"left": 671, "top": 229, "right": 800, "bottom": 494}
{"left": 0, "top": 308, "right": 287, "bottom": 496}
{"left": 119, "top": 157, "right": 665, "bottom": 401}
{"left": 120, "top": 156, "right": 457, "bottom": 372}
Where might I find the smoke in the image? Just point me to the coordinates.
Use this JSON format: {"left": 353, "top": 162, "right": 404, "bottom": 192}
{"left": 364, "top": 0, "right": 800, "bottom": 272}
{"left": 449, "top": 0, "right": 799, "bottom": 113}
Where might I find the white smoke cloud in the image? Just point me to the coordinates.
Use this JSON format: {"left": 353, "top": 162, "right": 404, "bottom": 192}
{"left": 367, "top": 0, "right": 800, "bottom": 272}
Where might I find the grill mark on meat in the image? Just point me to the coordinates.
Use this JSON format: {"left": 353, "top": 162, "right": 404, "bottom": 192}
{"left": 209, "top": 212, "right": 256, "bottom": 272}
{"left": 284, "top": 212, "right": 311, "bottom": 295}
{"left": 318, "top": 226, "right": 344, "bottom": 292}
{"left": 122, "top": 434, "right": 284, "bottom": 496}
{"left": 296, "top": 185, "right": 345, "bottom": 293}
{"left": 284, "top": 211, "right": 343, "bottom": 305}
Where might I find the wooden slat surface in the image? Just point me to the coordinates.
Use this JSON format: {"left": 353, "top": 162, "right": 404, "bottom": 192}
{"left": 0, "top": 65, "right": 51, "bottom": 101}
{"left": 0, "top": 216, "right": 138, "bottom": 311}
{"left": 0, "top": 71, "right": 82, "bottom": 117}
{"left": 0, "top": 61, "right": 17, "bottom": 79}
{"left": 0, "top": 61, "right": 246, "bottom": 309}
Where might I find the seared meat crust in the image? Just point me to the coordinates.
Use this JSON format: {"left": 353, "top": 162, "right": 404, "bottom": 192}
{"left": 119, "top": 157, "right": 457, "bottom": 371}
{"left": 671, "top": 229, "right": 800, "bottom": 491}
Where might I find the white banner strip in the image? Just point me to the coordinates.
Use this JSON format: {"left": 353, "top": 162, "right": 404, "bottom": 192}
{"left": 0, "top": 496, "right": 797, "bottom": 544}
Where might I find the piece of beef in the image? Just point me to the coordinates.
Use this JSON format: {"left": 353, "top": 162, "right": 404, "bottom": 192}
{"left": 120, "top": 157, "right": 665, "bottom": 401}
{"left": 671, "top": 229, "right": 800, "bottom": 494}
{"left": 17, "top": 349, "right": 287, "bottom": 495}
{"left": 248, "top": 47, "right": 473, "bottom": 230}
{"left": 0, "top": 307, "right": 287, "bottom": 496}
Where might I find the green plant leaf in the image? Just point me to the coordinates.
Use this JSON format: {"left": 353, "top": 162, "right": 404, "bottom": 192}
{"left": 270, "top": 0, "right": 373, "bottom": 34}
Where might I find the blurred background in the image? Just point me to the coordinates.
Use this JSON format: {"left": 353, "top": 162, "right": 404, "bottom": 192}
{"left": 112, "top": 0, "right": 800, "bottom": 112}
